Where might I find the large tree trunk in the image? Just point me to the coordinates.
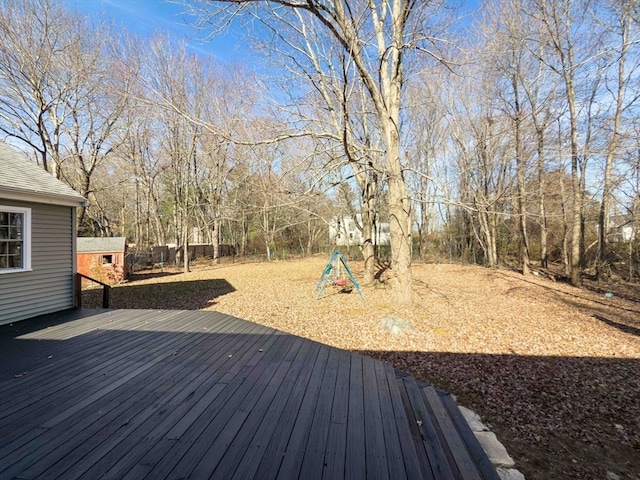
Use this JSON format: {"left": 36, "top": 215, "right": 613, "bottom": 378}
{"left": 569, "top": 107, "right": 582, "bottom": 286}
{"left": 558, "top": 51, "right": 582, "bottom": 285}
{"left": 537, "top": 132, "right": 548, "bottom": 269}
{"left": 631, "top": 192, "right": 639, "bottom": 281}
{"left": 387, "top": 171, "right": 413, "bottom": 305}
{"left": 597, "top": 13, "right": 628, "bottom": 280}
{"left": 559, "top": 171, "right": 570, "bottom": 275}
{"left": 490, "top": 211, "right": 498, "bottom": 268}
{"left": 360, "top": 170, "right": 377, "bottom": 285}
{"left": 542, "top": 0, "right": 582, "bottom": 286}
{"left": 182, "top": 217, "right": 190, "bottom": 274}
{"left": 361, "top": 213, "right": 375, "bottom": 284}
{"left": 76, "top": 172, "right": 91, "bottom": 229}
{"left": 384, "top": 110, "right": 412, "bottom": 304}
{"left": 597, "top": 156, "right": 614, "bottom": 280}
{"left": 149, "top": 186, "right": 166, "bottom": 245}
{"left": 513, "top": 82, "right": 530, "bottom": 275}
{"left": 380, "top": 30, "right": 413, "bottom": 305}
{"left": 419, "top": 178, "right": 430, "bottom": 262}
{"left": 306, "top": 217, "right": 313, "bottom": 255}
{"left": 477, "top": 206, "right": 498, "bottom": 269}
{"left": 240, "top": 214, "right": 248, "bottom": 256}
{"left": 134, "top": 181, "right": 141, "bottom": 245}
{"left": 213, "top": 217, "right": 221, "bottom": 264}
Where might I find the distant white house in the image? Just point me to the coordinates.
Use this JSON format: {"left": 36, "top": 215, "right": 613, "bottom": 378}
{"left": 329, "top": 214, "right": 390, "bottom": 246}
{"left": 606, "top": 215, "right": 636, "bottom": 243}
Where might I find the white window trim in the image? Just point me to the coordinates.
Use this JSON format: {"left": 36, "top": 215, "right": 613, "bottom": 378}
{"left": 101, "top": 254, "right": 114, "bottom": 266}
{"left": 0, "top": 205, "right": 32, "bottom": 274}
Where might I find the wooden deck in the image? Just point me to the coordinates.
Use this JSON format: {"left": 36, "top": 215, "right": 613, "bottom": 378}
{"left": 0, "top": 309, "right": 499, "bottom": 480}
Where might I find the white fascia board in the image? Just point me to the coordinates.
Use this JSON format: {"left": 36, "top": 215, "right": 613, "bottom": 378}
{"left": 0, "top": 189, "right": 87, "bottom": 207}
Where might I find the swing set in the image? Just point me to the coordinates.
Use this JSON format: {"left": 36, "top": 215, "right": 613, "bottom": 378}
{"left": 315, "top": 250, "right": 364, "bottom": 300}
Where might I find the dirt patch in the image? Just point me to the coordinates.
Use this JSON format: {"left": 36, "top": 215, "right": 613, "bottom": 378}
{"left": 83, "top": 256, "right": 640, "bottom": 479}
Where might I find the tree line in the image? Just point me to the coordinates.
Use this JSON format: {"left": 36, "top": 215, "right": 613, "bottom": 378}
{"left": 0, "top": 0, "right": 638, "bottom": 304}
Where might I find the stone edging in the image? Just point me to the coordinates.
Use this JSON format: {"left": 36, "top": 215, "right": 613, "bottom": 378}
{"left": 458, "top": 404, "right": 526, "bottom": 480}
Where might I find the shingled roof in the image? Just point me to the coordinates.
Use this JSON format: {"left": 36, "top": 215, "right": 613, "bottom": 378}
{"left": 77, "top": 237, "right": 127, "bottom": 253}
{"left": 0, "top": 142, "right": 86, "bottom": 207}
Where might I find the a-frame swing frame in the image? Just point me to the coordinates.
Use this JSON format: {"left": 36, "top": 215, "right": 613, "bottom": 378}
{"left": 315, "top": 250, "right": 364, "bottom": 300}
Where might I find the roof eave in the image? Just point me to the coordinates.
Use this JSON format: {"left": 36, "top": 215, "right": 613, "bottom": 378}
{"left": 0, "top": 188, "right": 87, "bottom": 208}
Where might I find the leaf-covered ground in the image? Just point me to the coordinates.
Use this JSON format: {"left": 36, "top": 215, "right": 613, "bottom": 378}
{"left": 83, "top": 256, "right": 640, "bottom": 480}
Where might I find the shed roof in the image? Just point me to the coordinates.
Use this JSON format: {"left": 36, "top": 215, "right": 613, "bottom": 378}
{"left": 77, "top": 237, "right": 127, "bottom": 253}
{"left": 0, "top": 142, "right": 86, "bottom": 207}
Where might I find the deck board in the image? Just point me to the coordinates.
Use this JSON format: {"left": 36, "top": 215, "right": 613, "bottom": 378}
{"left": 30, "top": 319, "right": 258, "bottom": 480}
{"left": 362, "top": 355, "right": 389, "bottom": 480}
{"left": 4, "top": 315, "right": 234, "bottom": 479}
{"left": 1, "top": 310, "right": 200, "bottom": 409}
{"left": 321, "top": 348, "right": 351, "bottom": 480}
{"left": 421, "top": 386, "right": 483, "bottom": 480}
{"left": 400, "top": 375, "right": 456, "bottom": 480}
{"left": 297, "top": 346, "right": 341, "bottom": 480}
{"left": 374, "top": 361, "right": 409, "bottom": 479}
{"left": 0, "top": 309, "right": 498, "bottom": 480}
{"left": 78, "top": 318, "right": 266, "bottom": 480}
{"left": 2, "top": 314, "right": 209, "bottom": 447}
{"left": 274, "top": 345, "right": 330, "bottom": 480}
{"left": 228, "top": 338, "right": 316, "bottom": 480}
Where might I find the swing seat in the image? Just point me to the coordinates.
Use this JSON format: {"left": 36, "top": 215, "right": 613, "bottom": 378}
{"left": 334, "top": 279, "right": 347, "bottom": 287}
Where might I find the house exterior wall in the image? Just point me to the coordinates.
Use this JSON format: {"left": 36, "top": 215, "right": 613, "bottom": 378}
{"left": 0, "top": 199, "right": 75, "bottom": 325}
{"left": 329, "top": 215, "right": 391, "bottom": 246}
{"left": 77, "top": 250, "right": 126, "bottom": 284}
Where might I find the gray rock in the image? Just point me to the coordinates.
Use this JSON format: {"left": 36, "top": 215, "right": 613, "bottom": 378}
{"left": 459, "top": 405, "right": 489, "bottom": 432}
{"left": 474, "top": 432, "right": 515, "bottom": 467}
{"left": 380, "top": 316, "right": 415, "bottom": 334}
{"left": 497, "top": 467, "right": 525, "bottom": 480}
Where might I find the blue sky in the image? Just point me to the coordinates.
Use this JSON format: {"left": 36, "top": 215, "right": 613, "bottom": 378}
{"left": 62, "top": 0, "right": 482, "bottom": 111}
{"left": 64, "top": 1, "right": 480, "bottom": 62}
{"left": 63, "top": 0, "right": 244, "bottom": 60}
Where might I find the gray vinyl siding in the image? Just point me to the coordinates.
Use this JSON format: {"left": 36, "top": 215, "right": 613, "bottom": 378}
{"left": 0, "top": 199, "right": 75, "bottom": 325}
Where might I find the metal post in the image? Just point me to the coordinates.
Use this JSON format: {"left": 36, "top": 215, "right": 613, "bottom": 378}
{"left": 103, "top": 285, "right": 110, "bottom": 308}
{"left": 74, "top": 273, "right": 82, "bottom": 308}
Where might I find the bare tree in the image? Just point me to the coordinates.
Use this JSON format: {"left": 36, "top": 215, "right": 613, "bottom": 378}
{"left": 197, "top": 64, "right": 259, "bottom": 262}
{"left": 119, "top": 112, "right": 169, "bottom": 247}
{"left": 532, "top": 0, "right": 603, "bottom": 285}
{"left": 60, "top": 39, "right": 134, "bottom": 228}
{"left": 185, "top": 0, "right": 451, "bottom": 304}
{"left": 404, "top": 75, "right": 448, "bottom": 262}
{"left": 481, "top": 0, "right": 534, "bottom": 274}
{"left": 233, "top": 8, "right": 388, "bottom": 283}
{"left": 142, "top": 35, "right": 214, "bottom": 272}
{"left": 0, "top": 0, "right": 132, "bottom": 231}
{"left": 520, "top": 41, "right": 558, "bottom": 270}
{"left": 622, "top": 121, "right": 640, "bottom": 280}
{"left": 0, "top": 0, "right": 78, "bottom": 174}
{"left": 595, "top": 0, "right": 640, "bottom": 279}
{"left": 441, "top": 45, "right": 516, "bottom": 270}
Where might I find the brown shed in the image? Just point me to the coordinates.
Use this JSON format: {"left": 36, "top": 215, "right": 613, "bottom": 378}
{"left": 77, "top": 237, "right": 127, "bottom": 284}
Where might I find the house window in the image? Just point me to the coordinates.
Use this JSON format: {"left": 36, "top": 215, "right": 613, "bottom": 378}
{"left": 102, "top": 254, "right": 113, "bottom": 265}
{"left": 0, "top": 206, "right": 31, "bottom": 273}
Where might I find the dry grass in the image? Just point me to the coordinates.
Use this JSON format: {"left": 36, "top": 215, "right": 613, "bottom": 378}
{"left": 84, "top": 255, "right": 640, "bottom": 480}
